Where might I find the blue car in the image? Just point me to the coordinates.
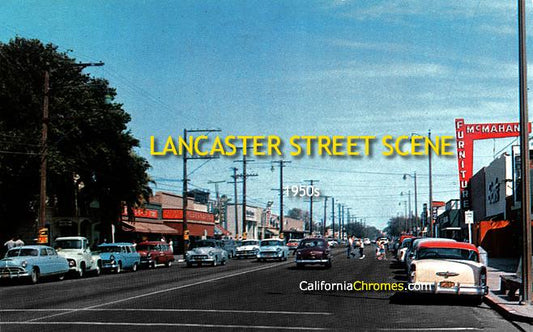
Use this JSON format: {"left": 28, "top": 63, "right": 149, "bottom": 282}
{"left": 0, "top": 245, "right": 69, "bottom": 284}
{"left": 97, "top": 242, "right": 140, "bottom": 273}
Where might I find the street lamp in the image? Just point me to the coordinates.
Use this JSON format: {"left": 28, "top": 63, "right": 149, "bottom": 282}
{"left": 403, "top": 172, "right": 418, "bottom": 235}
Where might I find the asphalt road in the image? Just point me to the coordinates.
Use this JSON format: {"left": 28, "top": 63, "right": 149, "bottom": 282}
{"left": 0, "top": 247, "right": 529, "bottom": 332}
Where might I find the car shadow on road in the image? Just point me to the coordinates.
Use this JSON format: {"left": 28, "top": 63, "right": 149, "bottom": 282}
{"left": 389, "top": 292, "right": 482, "bottom": 307}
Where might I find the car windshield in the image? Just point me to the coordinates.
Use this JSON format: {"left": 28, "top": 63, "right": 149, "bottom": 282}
{"left": 261, "top": 240, "right": 281, "bottom": 246}
{"left": 136, "top": 245, "right": 153, "bottom": 251}
{"left": 417, "top": 248, "right": 479, "bottom": 262}
{"left": 6, "top": 248, "right": 38, "bottom": 257}
{"left": 242, "top": 240, "right": 259, "bottom": 246}
{"left": 98, "top": 246, "right": 121, "bottom": 253}
{"left": 298, "top": 240, "right": 326, "bottom": 248}
{"left": 55, "top": 240, "right": 82, "bottom": 249}
{"left": 193, "top": 241, "right": 216, "bottom": 248}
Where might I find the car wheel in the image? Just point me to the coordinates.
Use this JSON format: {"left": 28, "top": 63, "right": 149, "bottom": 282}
{"left": 78, "top": 263, "right": 85, "bottom": 278}
{"left": 221, "top": 258, "right": 226, "bottom": 265}
{"left": 165, "top": 260, "right": 172, "bottom": 268}
{"left": 132, "top": 263, "right": 138, "bottom": 272}
{"left": 116, "top": 262, "right": 122, "bottom": 274}
{"left": 94, "top": 266, "right": 101, "bottom": 276}
{"left": 57, "top": 273, "right": 65, "bottom": 281}
{"left": 30, "top": 268, "right": 39, "bottom": 284}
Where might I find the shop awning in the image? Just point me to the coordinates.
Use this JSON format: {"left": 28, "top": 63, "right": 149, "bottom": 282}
{"left": 122, "top": 221, "right": 179, "bottom": 235}
{"left": 215, "top": 225, "right": 232, "bottom": 236}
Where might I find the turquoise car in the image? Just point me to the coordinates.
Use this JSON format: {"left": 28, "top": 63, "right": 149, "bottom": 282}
{"left": 97, "top": 242, "right": 140, "bottom": 273}
{"left": 0, "top": 245, "right": 69, "bottom": 284}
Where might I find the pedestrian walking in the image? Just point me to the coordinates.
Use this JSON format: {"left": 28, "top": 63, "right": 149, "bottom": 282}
{"left": 168, "top": 239, "right": 174, "bottom": 254}
{"left": 359, "top": 238, "right": 365, "bottom": 259}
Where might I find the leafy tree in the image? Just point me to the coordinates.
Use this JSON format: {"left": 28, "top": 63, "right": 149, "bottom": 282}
{"left": 0, "top": 37, "right": 152, "bottom": 241}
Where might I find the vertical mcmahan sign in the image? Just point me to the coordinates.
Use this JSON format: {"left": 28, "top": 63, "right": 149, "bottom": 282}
{"left": 455, "top": 118, "right": 530, "bottom": 209}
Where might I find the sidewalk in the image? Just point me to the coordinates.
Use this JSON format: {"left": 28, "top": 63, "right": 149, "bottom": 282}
{"left": 485, "top": 257, "right": 533, "bottom": 322}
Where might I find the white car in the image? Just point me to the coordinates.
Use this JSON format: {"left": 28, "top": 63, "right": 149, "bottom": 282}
{"left": 235, "top": 240, "right": 260, "bottom": 259}
{"left": 363, "top": 238, "right": 371, "bottom": 245}
{"left": 55, "top": 236, "right": 101, "bottom": 277}
{"left": 257, "top": 239, "right": 289, "bottom": 261}
{"left": 408, "top": 241, "right": 487, "bottom": 304}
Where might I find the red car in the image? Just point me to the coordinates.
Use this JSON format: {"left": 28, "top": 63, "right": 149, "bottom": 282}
{"left": 136, "top": 241, "right": 175, "bottom": 268}
{"left": 295, "top": 238, "right": 332, "bottom": 269}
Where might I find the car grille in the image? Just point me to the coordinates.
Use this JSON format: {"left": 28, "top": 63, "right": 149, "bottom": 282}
{"left": 237, "top": 250, "right": 256, "bottom": 254}
{"left": 192, "top": 255, "right": 208, "bottom": 260}
{"left": 0, "top": 267, "right": 24, "bottom": 273}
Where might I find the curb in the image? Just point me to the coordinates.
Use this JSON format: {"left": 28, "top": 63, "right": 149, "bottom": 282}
{"left": 484, "top": 292, "right": 533, "bottom": 323}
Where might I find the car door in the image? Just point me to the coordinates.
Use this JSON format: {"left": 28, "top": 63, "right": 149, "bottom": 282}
{"left": 124, "top": 246, "right": 133, "bottom": 268}
{"left": 47, "top": 247, "right": 62, "bottom": 273}
{"left": 39, "top": 248, "right": 51, "bottom": 275}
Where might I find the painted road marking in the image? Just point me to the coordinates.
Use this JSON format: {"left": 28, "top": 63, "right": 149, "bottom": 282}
{"left": 1, "top": 308, "right": 332, "bottom": 315}
{"left": 0, "top": 321, "right": 330, "bottom": 330}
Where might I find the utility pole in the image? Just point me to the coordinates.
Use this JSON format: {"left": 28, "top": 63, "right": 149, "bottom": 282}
{"left": 518, "top": 0, "right": 533, "bottom": 305}
{"left": 322, "top": 196, "right": 329, "bottom": 236}
{"left": 428, "top": 129, "right": 434, "bottom": 237}
{"left": 341, "top": 205, "right": 345, "bottom": 241}
{"left": 235, "top": 151, "right": 257, "bottom": 239}
{"left": 304, "top": 179, "right": 319, "bottom": 235}
{"left": 331, "top": 197, "right": 335, "bottom": 238}
{"left": 182, "top": 128, "right": 221, "bottom": 257}
{"left": 272, "top": 160, "right": 291, "bottom": 238}
{"left": 39, "top": 62, "right": 104, "bottom": 236}
{"left": 346, "top": 207, "right": 351, "bottom": 236}
{"left": 229, "top": 167, "right": 240, "bottom": 237}
{"left": 337, "top": 203, "right": 341, "bottom": 240}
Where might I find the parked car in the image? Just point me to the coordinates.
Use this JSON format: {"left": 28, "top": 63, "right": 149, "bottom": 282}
{"left": 405, "top": 238, "right": 456, "bottom": 273}
{"left": 97, "top": 242, "right": 140, "bottom": 273}
{"left": 363, "top": 238, "right": 371, "bottom": 245}
{"left": 235, "top": 240, "right": 260, "bottom": 259}
{"left": 0, "top": 245, "right": 69, "bottom": 284}
{"left": 327, "top": 239, "right": 339, "bottom": 248}
{"left": 55, "top": 236, "right": 101, "bottom": 277}
{"left": 295, "top": 238, "right": 332, "bottom": 268}
{"left": 136, "top": 241, "right": 174, "bottom": 268}
{"left": 286, "top": 239, "right": 301, "bottom": 251}
{"left": 257, "top": 239, "right": 289, "bottom": 261}
{"left": 408, "top": 241, "right": 488, "bottom": 304}
{"left": 186, "top": 239, "right": 228, "bottom": 267}
{"left": 220, "top": 239, "right": 237, "bottom": 258}
{"left": 397, "top": 237, "right": 415, "bottom": 263}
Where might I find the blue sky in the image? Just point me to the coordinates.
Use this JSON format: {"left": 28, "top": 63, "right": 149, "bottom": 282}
{"left": 1, "top": 1, "right": 530, "bottom": 229}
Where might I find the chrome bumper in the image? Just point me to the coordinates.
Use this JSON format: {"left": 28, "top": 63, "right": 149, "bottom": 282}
{"left": 295, "top": 259, "right": 329, "bottom": 264}
{"left": 408, "top": 282, "right": 488, "bottom": 296}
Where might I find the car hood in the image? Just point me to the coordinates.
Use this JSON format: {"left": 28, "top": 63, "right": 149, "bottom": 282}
{"left": 189, "top": 247, "right": 216, "bottom": 255}
{"left": 0, "top": 257, "right": 32, "bottom": 267}
{"left": 412, "top": 259, "right": 484, "bottom": 284}
{"left": 259, "top": 246, "right": 281, "bottom": 252}
{"left": 237, "top": 245, "right": 259, "bottom": 251}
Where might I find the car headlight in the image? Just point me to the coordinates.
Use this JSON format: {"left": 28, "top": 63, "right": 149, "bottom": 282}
{"left": 208, "top": 251, "right": 214, "bottom": 256}
{"left": 21, "top": 261, "right": 27, "bottom": 268}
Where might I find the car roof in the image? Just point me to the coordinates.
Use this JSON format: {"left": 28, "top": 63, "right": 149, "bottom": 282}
{"left": 9, "top": 245, "right": 49, "bottom": 250}
{"left": 55, "top": 237, "right": 87, "bottom": 240}
{"left": 419, "top": 241, "right": 478, "bottom": 252}
{"left": 98, "top": 242, "right": 134, "bottom": 246}
{"left": 414, "top": 238, "right": 456, "bottom": 245}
